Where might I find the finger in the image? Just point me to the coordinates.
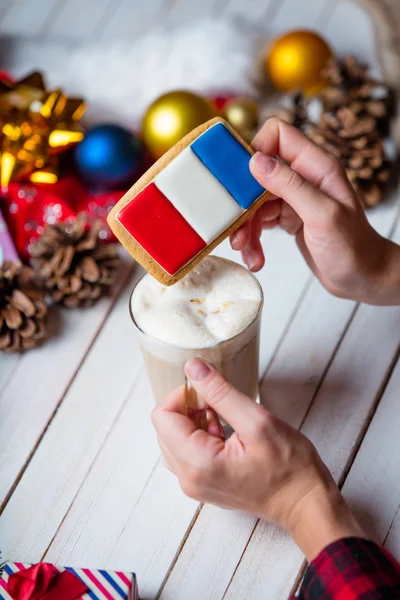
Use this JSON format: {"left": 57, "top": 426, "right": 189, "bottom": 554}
{"left": 231, "top": 199, "right": 281, "bottom": 252}
{"left": 250, "top": 152, "right": 338, "bottom": 226}
{"left": 153, "top": 408, "right": 209, "bottom": 466}
{"left": 152, "top": 387, "right": 197, "bottom": 448}
{"left": 243, "top": 215, "right": 264, "bottom": 272}
{"left": 152, "top": 385, "right": 226, "bottom": 465}
{"left": 230, "top": 218, "right": 251, "bottom": 250}
{"left": 260, "top": 218, "right": 279, "bottom": 230}
{"left": 185, "top": 358, "right": 262, "bottom": 436}
{"left": 156, "top": 384, "right": 187, "bottom": 415}
{"left": 252, "top": 117, "right": 354, "bottom": 203}
{"left": 206, "top": 408, "right": 226, "bottom": 440}
{"left": 259, "top": 199, "right": 281, "bottom": 224}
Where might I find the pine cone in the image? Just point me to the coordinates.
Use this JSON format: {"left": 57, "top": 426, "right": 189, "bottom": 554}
{"left": 321, "top": 56, "right": 390, "bottom": 122}
{"left": 304, "top": 56, "right": 392, "bottom": 208}
{"left": 30, "top": 216, "right": 121, "bottom": 308}
{"left": 0, "top": 261, "right": 47, "bottom": 353}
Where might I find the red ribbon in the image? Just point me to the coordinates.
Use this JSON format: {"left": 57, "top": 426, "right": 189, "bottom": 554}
{"left": 8, "top": 564, "right": 88, "bottom": 600}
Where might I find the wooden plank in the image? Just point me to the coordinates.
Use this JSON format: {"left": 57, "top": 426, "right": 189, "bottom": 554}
{"left": 0, "top": 354, "right": 19, "bottom": 394}
{"left": 224, "top": 522, "right": 304, "bottom": 600}
{"left": 384, "top": 504, "right": 400, "bottom": 559}
{"left": 160, "top": 506, "right": 256, "bottom": 600}
{"left": 301, "top": 312, "right": 400, "bottom": 478}
{"left": 0, "top": 0, "right": 61, "bottom": 35}
{"left": 48, "top": 0, "right": 115, "bottom": 39}
{"left": 268, "top": 0, "right": 331, "bottom": 35}
{"left": 340, "top": 355, "right": 400, "bottom": 548}
{"left": 0, "top": 261, "right": 132, "bottom": 509}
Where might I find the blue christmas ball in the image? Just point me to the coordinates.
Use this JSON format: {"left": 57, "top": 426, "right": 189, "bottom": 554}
{"left": 74, "top": 124, "right": 144, "bottom": 189}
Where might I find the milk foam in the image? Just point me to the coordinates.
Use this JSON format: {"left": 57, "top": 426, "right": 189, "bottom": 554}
{"left": 131, "top": 256, "right": 262, "bottom": 349}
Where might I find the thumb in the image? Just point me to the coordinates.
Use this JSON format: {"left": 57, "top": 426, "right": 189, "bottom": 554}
{"left": 250, "top": 152, "right": 336, "bottom": 226}
{"left": 185, "top": 358, "right": 261, "bottom": 436}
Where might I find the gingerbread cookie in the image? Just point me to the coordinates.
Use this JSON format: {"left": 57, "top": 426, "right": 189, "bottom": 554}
{"left": 107, "top": 117, "right": 270, "bottom": 285}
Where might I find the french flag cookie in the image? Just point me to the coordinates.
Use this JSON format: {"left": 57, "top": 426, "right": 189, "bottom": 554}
{"left": 108, "top": 117, "right": 269, "bottom": 285}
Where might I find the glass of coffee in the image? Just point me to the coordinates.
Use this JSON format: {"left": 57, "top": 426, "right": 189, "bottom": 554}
{"left": 129, "top": 256, "right": 263, "bottom": 423}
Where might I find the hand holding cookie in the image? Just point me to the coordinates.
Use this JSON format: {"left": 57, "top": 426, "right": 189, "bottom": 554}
{"left": 231, "top": 117, "right": 400, "bottom": 305}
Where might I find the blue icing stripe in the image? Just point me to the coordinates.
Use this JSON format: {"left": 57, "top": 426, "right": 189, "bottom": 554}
{"left": 191, "top": 122, "right": 264, "bottom": 210}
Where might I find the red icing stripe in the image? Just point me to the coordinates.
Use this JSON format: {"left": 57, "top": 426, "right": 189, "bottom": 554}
{"left": 117, "top": 182, "right": 206, "bottom": 275}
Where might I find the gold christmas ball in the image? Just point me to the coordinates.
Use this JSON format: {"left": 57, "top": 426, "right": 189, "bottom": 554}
{"left": 142, "top": 90, "right": 216, "bottom": 158}
{"left": 223, "top": 97, "right": 259, "bottom": 141}
{"left": 265, "top": 30, "right": 333, "bottom": 95}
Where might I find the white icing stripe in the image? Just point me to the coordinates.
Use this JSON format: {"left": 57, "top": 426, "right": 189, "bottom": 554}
{"left": 154, "top": 147, "right": 243, "bottom": 243}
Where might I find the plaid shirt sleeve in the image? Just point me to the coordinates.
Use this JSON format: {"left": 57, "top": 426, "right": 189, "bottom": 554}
{"left": 293, "top": 537, "right": 400, "bottom": 599}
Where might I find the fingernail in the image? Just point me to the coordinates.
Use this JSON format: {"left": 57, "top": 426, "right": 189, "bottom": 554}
{"left": 185, "top": 358, "right": 211, "bottom": 381}
{"left": 243, "top": 249, "right": 257, "bottom": 270}
{"left": 251, "top": 152, "right": 276, "bottom": 175}
{"left": 231, "top": 232, "right": 240, "bottom": 249}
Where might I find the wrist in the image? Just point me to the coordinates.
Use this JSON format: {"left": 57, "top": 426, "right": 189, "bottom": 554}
{"left": 378, "top": 239, "right": 400, "bottom": 305}
{"left": 288, "top": 483, "right": 366, "bottom": 562}
{"left": 366, "top": 237, "right": 400, "bottom": 305}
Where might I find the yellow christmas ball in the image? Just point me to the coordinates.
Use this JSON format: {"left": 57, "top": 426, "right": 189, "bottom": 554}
{"left": 142, "top": 90, "right": 216, "bottom": 159}
{"left": 265, "top": 30, "right": 333, "bottom": 95}
{"left": 223, "top": 97, "right": 259, "bottom": 142}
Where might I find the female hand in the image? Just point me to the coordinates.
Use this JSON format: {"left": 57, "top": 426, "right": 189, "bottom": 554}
{"left": 152, "top": 358, "right": 365, "bottom": 560}
{"left": 231, "top": 118, "right": 400, "bottom": 306}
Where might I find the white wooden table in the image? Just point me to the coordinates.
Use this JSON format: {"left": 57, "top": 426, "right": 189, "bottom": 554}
{"left": 1, "top": 1, "right": 400, "bottom": 598}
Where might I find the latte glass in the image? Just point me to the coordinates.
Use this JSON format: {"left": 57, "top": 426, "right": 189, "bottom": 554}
{"left": 130, "top": 259, "right": 263, "bottom": 427}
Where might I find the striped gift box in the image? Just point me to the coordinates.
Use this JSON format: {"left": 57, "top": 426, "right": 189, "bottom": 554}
{"left": 116, "top": 120, "right": 265, "bottom": 276}
{"left": 0, "top": 562, "right": 138, "bottom": 600}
